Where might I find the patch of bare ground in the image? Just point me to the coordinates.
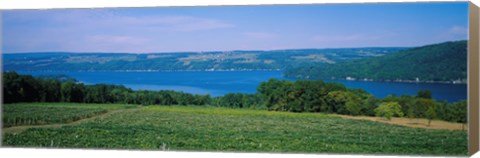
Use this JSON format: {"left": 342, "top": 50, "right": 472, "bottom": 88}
{"left": 333, "top": 114, "right": 467, "bottom": 131}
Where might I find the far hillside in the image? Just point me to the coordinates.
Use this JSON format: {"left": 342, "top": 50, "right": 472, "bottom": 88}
{"left": 3, "top": 48, "right": 404, "bottom": 72}
{"left": 285, "top": 40, "right": 467, "bottom": 83}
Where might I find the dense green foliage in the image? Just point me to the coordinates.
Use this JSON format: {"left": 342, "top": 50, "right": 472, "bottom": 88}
{"left": 3, "top": 48, "right": 404, "bottom": 72}
{"left": 3, "top": 72, "right": 467, "bottom": 124}
{"left": 3, "top": 72, "right": 211, "bottom": 106}
{"left": 374, "top": 102, "right": 404, "bottom": 120}
{"left": 2, "top": 105, "right": 467, "bottom": 155}
{"left": 285, "top": 40, "right": 467, "bottom": 82}
{"left": 254, "top": 79, "right": 466, "bottom": 124}
{"left": 211, "top": 93, "right": 264, "bottom": 109}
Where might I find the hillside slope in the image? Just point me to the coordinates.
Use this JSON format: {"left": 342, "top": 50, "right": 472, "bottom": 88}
{"left": 284, "top": 40, "right": 467, "bottom": 83}
{"left": 3, "top": 48, "right": 404, "bottom": 72}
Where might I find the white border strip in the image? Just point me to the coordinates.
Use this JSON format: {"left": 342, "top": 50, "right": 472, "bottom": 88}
{"left": 0, "top": 148, "right": 461, "bottom": 158}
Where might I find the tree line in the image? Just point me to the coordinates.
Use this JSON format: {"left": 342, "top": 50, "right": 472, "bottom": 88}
{"left": 3, "top": 72, "right": 466, "bottom": 125}
{"left": 3, "top": 72, "right": 210, "bottom": 106}
{"left": 253, "top": 78, "right": 466, "bottom": 126}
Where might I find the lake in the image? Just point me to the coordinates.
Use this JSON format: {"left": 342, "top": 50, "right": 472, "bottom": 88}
{"left": 18, "top": 71, "right": 467, "bottom": 102}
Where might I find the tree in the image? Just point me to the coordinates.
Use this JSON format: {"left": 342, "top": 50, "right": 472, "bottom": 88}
{"left": 348, "top": 89, "right": 374, "bottom": 116}
{"left": 325, "top": 91, "right": 349, "bottom": 114}
{"left": 257, "top": 79, "right": 294, "bottom": 111}
{"left": 417, "top": 90, "right": 432, "bottom": 99}
{"left": 60, "top": 82, "right": 85, "bottom": 103}
{"left": 61, "top": 82, "right": 75, "bottom": 102}
{"left": 374, "top": 102, "right": 404, "bottom": 120}
{"left": 3, "top": 72, "right": 24, "bottom": 103}
{"left": 40, "top": 79, "right": 61, "bottom": 102}
{"left": 325, "top": 91, "right": 363, "bottom": 115}
{"left": 405, "top": 103, "right": 416, "bottom": 120}
{"left": 362, "top": 95, "right": 378, "bottom": 116}
{"left": 445, "top": 100, "right": 467, "bottom": 130}
{"left": 397, "top": 96, "right": 416, "bottom": 120}
{"left": 110, "top": 87, "right": 126, "bottom": 103}
{"left": 219, "top": 93, "right": 244, "bottom": 108}
{"left": 425, "top": 104, "right": 437, "bottom": 126}
{"left": 434, "top": 101, "right": 448, "bottom": 122}
{"left": 323, "top": 82, "right": 347, "bottom": 92}
{"left": 241, "top": 94, "right": 263, "bottom": 109}
{"left": 158, "top": 92, "right": 175, "bottom": 105}
{"left": 413, "top": 98, "right": 434, "bottom": 118}
{"left": 193, "top": 94, "right": 211, "bottom": 105}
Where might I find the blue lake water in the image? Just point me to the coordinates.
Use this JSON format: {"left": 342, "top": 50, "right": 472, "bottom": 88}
{"left": 18, "top": 71, "right": 467, "bottom": 102}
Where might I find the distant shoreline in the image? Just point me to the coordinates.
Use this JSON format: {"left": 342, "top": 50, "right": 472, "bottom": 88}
{"left": 10, "top": 69, "right": 467, "bottom": 85}
{"left": 295, "top": 76, "right": 467, "bottom": 85}
{"left": 11, "top": 69, "right": 283, "bottom": 72}
{"left": 324, "top": 78, "right": 467, "bottom": 85}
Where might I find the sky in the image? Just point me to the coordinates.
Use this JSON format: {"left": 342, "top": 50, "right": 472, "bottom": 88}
{"left": 2, "top": 2, "right": 469, "bottom": 53}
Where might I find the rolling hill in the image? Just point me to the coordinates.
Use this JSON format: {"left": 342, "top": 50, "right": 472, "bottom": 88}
{"left": 284, "top": 40, "right": 467, "bottom": 83}
{"left": 2, "top": 48, "right": 405, "bottom": 72}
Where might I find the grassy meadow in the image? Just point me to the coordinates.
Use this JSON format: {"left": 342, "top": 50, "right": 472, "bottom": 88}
{"left": 2, "top": 103, "right": 467, "bottom": 156}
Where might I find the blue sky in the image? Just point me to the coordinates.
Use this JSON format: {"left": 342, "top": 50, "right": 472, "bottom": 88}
{"left": 2, "top": 2, "right": 468, "bottom": 53}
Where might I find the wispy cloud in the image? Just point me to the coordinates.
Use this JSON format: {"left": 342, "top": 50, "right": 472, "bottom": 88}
{"left": 3, "top": 9, "right": 236, "bottom": 53}
{"left": 243, "top": 32, "right": 277, "bottom": 39}
{"left": 75, "top": 35, "right": 152, "bottom": 53}
{"left": 86, "top": 35, "right": 148, "bottom": 45}
{"left": 162, "top": 16, "right": 235, "bottom": 32}
{"left": 430, "top": 25, "right": 468, "bottom": 44}
{"left": 311, "top": 34, "right": 381, "bottom": 42}
{"left": 448, "top": 26, "right": 468, "bottom": 35}
{"left": 5, "top": 10, "right": 235, "bottom": 32}
{"left": 91, "top": 15, "right": 235, "bottom": 32}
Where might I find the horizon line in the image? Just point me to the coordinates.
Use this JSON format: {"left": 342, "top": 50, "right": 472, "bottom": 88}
{"left": 2, "top": 39, "right": 467, "bottom": 54}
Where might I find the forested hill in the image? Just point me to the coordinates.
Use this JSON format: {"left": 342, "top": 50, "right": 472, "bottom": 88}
{"left": 284, "top": 40, "right": 467, "bottom": 83}
{"left": 3, "top": 48, "right": 405, "bottom": 72}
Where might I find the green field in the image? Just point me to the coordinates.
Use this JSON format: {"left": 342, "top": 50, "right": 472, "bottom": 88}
{"left": 2, "top": 103, "right": 467, "bottom": 156}
{"left": 2, "top": 103, "right": 135, "bottom": 127}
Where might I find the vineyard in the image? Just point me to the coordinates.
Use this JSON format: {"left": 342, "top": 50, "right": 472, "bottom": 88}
{"left": 2, "top": 103, "right": 135, "bottom": 127}
{"left": 2, "top": 103, "right": 468, "bottom": 155}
